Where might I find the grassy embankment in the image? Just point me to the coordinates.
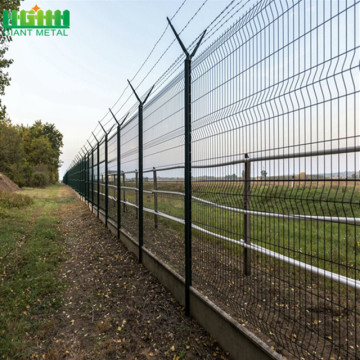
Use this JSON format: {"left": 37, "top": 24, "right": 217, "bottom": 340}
{"left": 0, "top": 184, "right": 74, "bottom": 358}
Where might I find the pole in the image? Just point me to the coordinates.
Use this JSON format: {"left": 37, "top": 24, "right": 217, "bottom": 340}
{"left": 87, "top": 140, "right": 94, "bottom": 212}
{"left": 167, "top": 17, "right": 206, "bottom": 316}
{"left": 117, "top": 124, "right": 121, "bottom": 237}
{"left": 97, "top": 142, "right": 100, "bottom": 218}
{"left": 109, "top": 110, "right": 129, "bottom": 238}
{"left": 105, "top": 133, "right": 108, "bottom": 226}
{"left": 184, "top": 57, "right": 192, "bottom": 315}
{"left": 128, "top": 80, "right": 154, "bottom": 264}
{"left": 138, "top": 104, "right": 143, "bottom": 262}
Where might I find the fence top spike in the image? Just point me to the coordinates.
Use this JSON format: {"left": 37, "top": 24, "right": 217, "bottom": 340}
{"left": 167, "top": 17, "right": 189, "bottom": 57}
{"left": 109, "top": 108, "right": 119, "bottom": 125}
{"left": 127, "top": 80, "right": 141, "bottom": 103}
{"left": 143, "top": 85, "right": 155, "bottom": 105}
{"left": 107, "top": 123, "right": 116, "bottom": 135}
{"left": 92, "top": 132, "right": 98, "bottom": 142}
{"left": 98, "top": 121, "right": 106, "bottom": 134}
{"left": 120, "top": 112, "right": 130, "bottom": 127}
{"left": 190, "top": 29, "right": 207, "bottom": 58}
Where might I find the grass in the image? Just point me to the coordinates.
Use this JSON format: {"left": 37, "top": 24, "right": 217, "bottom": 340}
{"left": 105, "top": 180, "right": 360, "bottom": 278}
{"left": 0, "top": 184, "right": 74, "bottom": 359}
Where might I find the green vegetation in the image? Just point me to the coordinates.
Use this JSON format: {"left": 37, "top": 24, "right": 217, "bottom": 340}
{"left": 0, "top": 191, "right": 33, "bottom": 209}
{"left": 0, "top": 2, "right": 62, "bottom": 188}
{"left": 114, "top": 181, "right": 360, "bottom": 278}
{"left": 0, "top": 185, "right": 73, "bottom": 358}
{"left": 0, "top": 0, "right": 22, "bottom": 118}
{"left": 0, "top": 119, "right": 63, "bottom": 187}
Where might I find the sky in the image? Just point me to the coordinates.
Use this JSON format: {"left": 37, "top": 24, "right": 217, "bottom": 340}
{"left": 3, "top": 0, "right": 229, "bottom": 178}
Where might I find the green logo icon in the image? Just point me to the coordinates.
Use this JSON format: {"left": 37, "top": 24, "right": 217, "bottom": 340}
{"left": 3, "top": 5, "right": 70, "bottom": 29}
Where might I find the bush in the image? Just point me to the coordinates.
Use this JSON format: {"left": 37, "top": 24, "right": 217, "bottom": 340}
{"left": 0, "top": 192, "right": 33, "bottom": 208}
{"left": 0, "top": 208, "right": 10, "bottom": 218}
{"left": 30, "top": 172, "right": 49, "bottom": 187}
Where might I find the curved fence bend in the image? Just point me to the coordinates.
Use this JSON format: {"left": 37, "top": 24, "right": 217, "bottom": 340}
{"left": 64, "top": 1, "right": 360, "bottom": 359}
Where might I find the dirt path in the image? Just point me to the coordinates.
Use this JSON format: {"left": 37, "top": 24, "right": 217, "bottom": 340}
{"left": 41, "top": 186, "right": 228, "bottom": 359}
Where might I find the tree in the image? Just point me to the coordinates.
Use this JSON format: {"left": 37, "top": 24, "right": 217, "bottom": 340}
{"left": 0, "top": 120, "right": 30, "bottom": 186}
{"left": 0, "top": 119, "right": 63, "bottom": 187}
{"left": 20, "top": 120, "right": 63, "bottom": 182}
{"left": 0, "top": 0, "right": 22, "bottom": 119}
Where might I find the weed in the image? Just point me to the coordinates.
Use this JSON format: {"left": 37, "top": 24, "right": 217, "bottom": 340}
{"left": 0, "top": 191, "right": 33, "bottom": 209}
{"left": 0, "top": 185, "right": 70, "bottom": 359}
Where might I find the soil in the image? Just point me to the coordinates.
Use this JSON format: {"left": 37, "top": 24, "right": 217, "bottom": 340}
{"left": 39, "top": 186, "right": 229, "bottom": 360}
{"left": 0, "top": 173, "right": 20, "bottom": 192}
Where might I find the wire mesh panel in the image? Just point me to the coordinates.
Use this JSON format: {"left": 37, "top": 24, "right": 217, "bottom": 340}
{"left": 142, "top": 73, "right": 185, "bottom": 276}
{"left": 63, "top": 0, "right": 359, "bottom": 358}
{"left": 191, "top": 0, "right": 360, "bottom": 359}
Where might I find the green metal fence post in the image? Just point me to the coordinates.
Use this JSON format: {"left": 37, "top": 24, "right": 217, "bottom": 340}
{"left": 109, "top": 110, "right": 129, "bottom": 238}
{"left": 99, "top": 122, "right": 116, "bottom": 228}
{"left": 92, "top": 132, "right": 100, "bottom": 219}
{"left": 168, "top": 17, "right": 206, "bottom": 316}
{"left": 128, "top": 80, "right": 154, "bottom": 264}
{"left": 87, "top": 140, "right": 94, "bottom": 212}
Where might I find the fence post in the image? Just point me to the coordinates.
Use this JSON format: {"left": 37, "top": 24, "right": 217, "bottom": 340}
{"left": 135, "top": 170, "right": 139, "bottom": 219}
{"left": 86, "top": 153, "right": 88, "bottom": 202}
{"left": 91, "top": 148, "right": 94, "bottom": 211}
{"left": 82, "top": 148, "right": 88, "bottom": 203}
{"left": 128, "top": 80, "right": 154, "bottom": 264}
{"left": 96, "top": 145, "right": 100, "bottom": 217}
{"left": 244, "top": 154, "right": 251, "bottom": 276}
{"left": 109, "top": 109, "right": 129, "bottom": 238}
{"left": 105, "top": 134, "right": 108, "bottom": 226}
{"left": 153, "top": 167, "right": 158, "bottom": 228}
{"left": 117, "top": 125, "right": 121, "bottom": 236}
{"left": 82, "top": 155, "right": 84, "bottom": 199}
{"left": 87, "top": 140, "right": 94, "bottom": 212}
{"left": 79, "top": 157, "right": 81, "bottom": 197}
{"left": 92, "top": 132, "right": 100, "bottom": 218}
{"left": 99, "top": 122, "right": 115, "bottom": 228}
{"left": 168, "top": 18, "right": 206, "bottom": 316}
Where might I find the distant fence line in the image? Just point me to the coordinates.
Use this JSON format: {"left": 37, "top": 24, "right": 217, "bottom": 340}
{"left": 64, "top": 1, "right": 360, "bottom": 359}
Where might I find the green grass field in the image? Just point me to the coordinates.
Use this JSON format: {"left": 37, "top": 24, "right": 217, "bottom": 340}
{"left": 0, "top": 185, "right": 73, "bottom": 358}
{"left": 106, "top": 180, "right": 360, "bottom": 278}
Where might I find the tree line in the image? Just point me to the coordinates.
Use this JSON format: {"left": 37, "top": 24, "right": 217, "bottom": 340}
{"left": 0, "top": 119, "right": 63, "bottom": 187}
{"left": 0, "top": 1, "right": 64, "bottom": 187}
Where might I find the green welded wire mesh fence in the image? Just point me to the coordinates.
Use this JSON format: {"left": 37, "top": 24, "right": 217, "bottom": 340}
{"left": 63, "top": 1, "right": 360, "bottom": 358}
